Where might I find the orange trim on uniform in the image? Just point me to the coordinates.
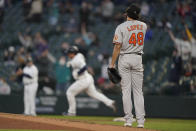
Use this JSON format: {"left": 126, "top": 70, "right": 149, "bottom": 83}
{"left": 113, "top": 41, "right": 122, "bottom": 45}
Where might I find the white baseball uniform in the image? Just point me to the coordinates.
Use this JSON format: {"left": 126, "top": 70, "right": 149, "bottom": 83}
{"left": 66, "top": 53, "right": 114, "bottom": 115}
{"left": 113, "top": 20, "right": 147, "bottom": 125}
{"left": 173, "top": 38, "right": 191, "bottom": 61}
{"left": 22, "top": 64, "right": 38, "bottom": 116}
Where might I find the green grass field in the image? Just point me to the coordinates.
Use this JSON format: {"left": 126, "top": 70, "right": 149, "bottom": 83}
{"left": 1, "top": 115, "right": 196, "bottom": 131}
{"left": 0, "top": 130, "right": 65, "bottom": 131}
{"left": 42, "top": 115, "right": 196, "bottom": 131}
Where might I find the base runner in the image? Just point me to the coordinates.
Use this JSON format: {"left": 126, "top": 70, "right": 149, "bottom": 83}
{"left": 63, "top": 46, "right": 116, "bottom": 116}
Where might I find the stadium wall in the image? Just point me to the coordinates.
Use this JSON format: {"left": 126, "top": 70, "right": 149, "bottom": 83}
{"left": 0, "top": 95, "right": 196, "bottom": 118}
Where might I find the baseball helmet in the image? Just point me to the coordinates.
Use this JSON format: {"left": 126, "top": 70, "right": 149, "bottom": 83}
{"left": 125, "top": 4, "right": 141, "bottom": 20}
{"left": 67, "top": 46, "right": 79, "bottom": 54}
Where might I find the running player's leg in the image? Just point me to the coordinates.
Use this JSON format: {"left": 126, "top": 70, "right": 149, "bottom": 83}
{"left": 86, "top": 76, "right": 114, "bottom": 107}
{"left": 66, "top": 80, "right": 88, "bottom": 115}
{"left": 118, "top": 56, "right": 133, "bottom": 125}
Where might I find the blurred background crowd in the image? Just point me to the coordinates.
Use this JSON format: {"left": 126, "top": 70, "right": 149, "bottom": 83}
{"left": 0, "top": 0, "right": 195, "bottom": 96}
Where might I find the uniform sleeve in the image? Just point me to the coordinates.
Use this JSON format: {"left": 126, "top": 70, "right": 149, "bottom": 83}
{"left": 174, "top": 38, "right": 181, "bottom": 47}
{"left": 28, "top": 67, "right": 38, "bottom": 79}
{"left": 144, "top": 23, "right": 148, "bottom": 32}
{"left": 188, "top": 42, "right": 192, "bottom": 53}
{"left": 77, "top": 55, "right": 86, "bottom": 69}
{"left": 191, "top": 38, "right": 196, "bottom": 45}
{"left": 71, "top": 54, "right": 86, "bottom": 69}
{"left": 113, "top": 25, "right": 123, "bottom": 45}
{"left": 33, "top": 67, "right": 38, "bottom": 77}
{"left": 22, "top": 67, "right": 38, "bottom": 84}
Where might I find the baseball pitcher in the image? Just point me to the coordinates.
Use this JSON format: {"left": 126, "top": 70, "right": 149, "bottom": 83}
{"left": 63, "top": 46, "right": 116, "bottom": 116}
{"left": 109, "top": 4, "right": 147, "bottom": 128}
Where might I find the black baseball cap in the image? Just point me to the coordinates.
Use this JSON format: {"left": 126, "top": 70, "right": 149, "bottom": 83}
{"left": 125, "top": 4, "right": 141, "bottom": 20}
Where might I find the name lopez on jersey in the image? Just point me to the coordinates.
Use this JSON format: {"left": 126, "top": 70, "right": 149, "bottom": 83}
{"left": 127, "top": 24, "right": 143, "bottom": 32}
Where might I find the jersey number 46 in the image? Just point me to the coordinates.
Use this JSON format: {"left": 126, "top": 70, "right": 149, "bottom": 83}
{"left": 129, "top": 32, "right": 144, "bottom": 46}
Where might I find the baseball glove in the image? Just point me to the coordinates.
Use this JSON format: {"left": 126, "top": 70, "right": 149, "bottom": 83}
{"left": 107, "top": 68, "right": 121, "bottom": 84}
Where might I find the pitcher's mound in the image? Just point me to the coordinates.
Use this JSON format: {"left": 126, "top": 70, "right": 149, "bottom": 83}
{"left": 0, "top": 113, "right": 153, "bottom": 131}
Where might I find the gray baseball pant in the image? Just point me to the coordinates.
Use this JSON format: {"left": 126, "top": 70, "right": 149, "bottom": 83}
{"left": 118, "top": 53, "right": 145, "bottom": 125}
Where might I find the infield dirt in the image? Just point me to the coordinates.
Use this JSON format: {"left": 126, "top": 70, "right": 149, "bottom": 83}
{"left": 0, "top": 113, "right": 154, "bottom": 131}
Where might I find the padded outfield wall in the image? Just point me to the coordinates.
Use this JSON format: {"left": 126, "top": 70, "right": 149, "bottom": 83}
{"left": 0, "top": 95, "right": 196, "bottom": 118}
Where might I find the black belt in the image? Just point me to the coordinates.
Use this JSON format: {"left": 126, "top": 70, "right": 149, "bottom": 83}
{"left": 120, "top": 52, "right": 142, "bottom": 56}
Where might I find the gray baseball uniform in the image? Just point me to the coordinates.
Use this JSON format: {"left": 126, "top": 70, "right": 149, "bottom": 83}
{"left": 113, "top": 20, "right": 147, "bottom": 125}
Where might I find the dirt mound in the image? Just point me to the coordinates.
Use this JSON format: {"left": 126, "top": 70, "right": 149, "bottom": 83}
{"left": 0, "top": 113, "right": 154, "bottom": 131}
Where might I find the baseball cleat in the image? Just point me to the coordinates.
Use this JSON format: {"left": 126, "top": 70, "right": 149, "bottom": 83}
{"left": 111, "top": 101, "right": 117, "bottom": 113}
{"left": 62, "top": 112, "right": 76, "bottom": 116}
{"left": 31, "top": 114, "right": 37, "bottom": 116}
{"left": 137, "top": 124, "right": 144, "bottom": 128}
{"left": 23, "top": 113, "right": 29, "bottom": 116}
{"left": 124, "top": 123, "right": 132, "bottom": 127}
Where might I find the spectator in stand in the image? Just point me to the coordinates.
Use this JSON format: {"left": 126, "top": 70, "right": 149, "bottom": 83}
{"left": 64, "top": 17, "right": 78, "bottom": 33}
{"left": 168, "top": 29, "right": 191, "bottom": 68}
{"left": 176, "top": 1, "right": 191, "bottom": 19}
{"left": 97, "top": 53, "right": 120, "bottom": 94}
{"left": 160, "top": 49, "right": 182, "bottom": 95}
{"left": 99, "top": 54, "right": 110, "bottom": 79}
{"left": 101, "top": 0, "right": 114, "bottom": 23}
{"left": 46, "top": 0, "right": 54, "bottom": 7}
{"left": 35, "top": 48, "right": 56, "bottom": 93}
{"left": 150, "top": 17, "right": 156, "bottom": 28}
{"left": 33, "top": 32, "right": 48, "bottom": 57}
{"left": 26, "top": 0, "right": 43, "bottom": 23}
{"left": 15, "top": 47, "right": 27, "bottom": 67}
{"left": 33, "top": 33, "right": 48, "bottom": 76}
{"left": 81, "top": 24, "right": 97, "bottom": 47}
{"left": 61, "top": 42, "right": 70, "bottom": 54}
{"left": 33, "top": 32, "right": 56, "bottom": 63}
{"left": 74, "top": 37, "right": 88, "bottom": 57}
{"left": 59, "top": 0, "right": 74, "bottom": 15}
{"left": 18, "top": 31, "right": 33, "bottom": 52}
{"left": 4, "top": 0, "right": 12, "bottom": 7}
{"left": 169, "top": 49, "right": 182, "bottom": 84}
{"left": 22, "top": 0, "right": 32, "bottom": 19}
{"left": 90, "top": 33, "right": 100, "bottom": 47}
{"left": 145, "top": 25, "right": 153, "bottom": 41}
{"left": 157, "top": 17, "right": 172, "bottom": 30}
{"left": 35, "top": 50, "right": 49, "bottom": 77}
{"left": 55, "top": 56, "right": 71, "bottom": 95}
{"left": 114, "top": 11, "right": 125, "bottom": 24}
{"left": 185, "top": 24, "right": 196, "bottom": 75}
{"left": 0, "top": 0, "right": 4, "bottom": 31}
{"left": 0, "top": 77, "right": 11, "bottom": 95}
{"left": 31, "top": 32, "right": 56, "bottom": 93}
{"left": 140, "top": 2, "right": 150, "bottom": 17}
{"left": 47, "top": 0, "right": 59, "bottom": 26}
{"left": 192, "top": 2, "right": 196, "bottom": 31}
{"left": 79, "top": 1, "right": 91, "bottom": 32}
{"left": 11, "top": 47, "right": 28, "bottom": 84}
{"left": 3, "top": 46, "right": 16, "bottom": 66}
